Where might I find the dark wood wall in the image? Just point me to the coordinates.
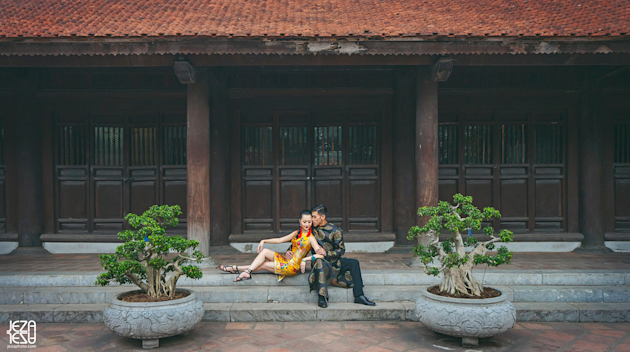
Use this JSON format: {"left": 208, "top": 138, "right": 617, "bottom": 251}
{"left": 1, "top": 65, "right": 629, "bottom": 246}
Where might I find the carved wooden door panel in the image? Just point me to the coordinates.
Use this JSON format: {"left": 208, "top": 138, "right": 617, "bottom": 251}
{"left": 127, "top": 116, "right": 159, "bottom": 218}
{"left": 241, "top": 121, "right": 275, "bottom": 233}
{"left": 345, "top": 112, "right": 381, "bottom": 232}
{"left": 277, "top": 112, "right": 311, "bottom": 232}
{"left": 90, "top": 117, "right": 126, "bottom": 233}
{"left": 312, "top": 114, "right": 345, "bottom": 229}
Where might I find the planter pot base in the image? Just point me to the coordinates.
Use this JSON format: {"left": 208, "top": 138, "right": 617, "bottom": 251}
{"left": 142, "top": 339, "right": 159, "bottom": 349}
{"left": 104, "top": 289, "right": 204, "bottom": 349}
{"left": 462, "top": 337, "right": 478, "bottom": 348}
{"left": 416, "top": 287, "right": 516, "bottom": 347}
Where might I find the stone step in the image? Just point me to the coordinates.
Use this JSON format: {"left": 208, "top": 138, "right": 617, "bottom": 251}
{"left": 1, "top": 285, "right": 629, "bottom": 305}
{"left": 1, "top": 302, "right": 629, "bottom": 323}
{"left": 1, "top": 269, "right": 628, "bottom": 287}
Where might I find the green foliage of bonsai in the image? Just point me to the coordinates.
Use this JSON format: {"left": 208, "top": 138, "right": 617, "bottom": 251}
{"left": 408, "top": 194, "right": 514, "bottom": 297}
{"left": 96, "top": 205, "right": 206, "bottom": 298}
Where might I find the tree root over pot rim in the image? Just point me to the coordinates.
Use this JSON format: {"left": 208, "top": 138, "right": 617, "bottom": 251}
{"left": 118, "top": 290, "right": 190, "bottom": 303}
{"left": 428, "top": 285, "right": 501, "bottom": 299}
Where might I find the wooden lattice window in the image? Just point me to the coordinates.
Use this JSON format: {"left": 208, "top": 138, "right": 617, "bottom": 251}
{"left": 314, "top": 126, "right": 342, "bottom": 166}
{"left": 348, "top": 126, "right": 377, "bottom": 165}
{"left": 279, "top": 127, "right": 309, "bottom": 165}
{"left": 94, "top": 127, "right": 124, "bottom": 166}
{"left": 464, "top": 125, "right": 493, "bottom": 164}
{"left": 501, "top": 125, "right": 527, "bottom": 164}
{"left": 438, "top": 124, "right": 458, "bottom": 165}
{"left": 130, "top": 127, "right": 156, "bottom": 166}
{"left": 615, "top": 124, "right": 630, "bottom": 164}
{"left": 534, "top": 124, "right": 563, "bottom": 164}
{"left": 163, "top": 126, "right": 186, "bottom": 165}
{"left": 243, "top": 126, "right": 273, "bottom": 166}
{"left": 57, "top": 126, "right": 87, "bottom": 166}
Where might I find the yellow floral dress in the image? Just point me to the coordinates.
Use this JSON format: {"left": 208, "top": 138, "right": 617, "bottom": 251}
{"left": 274, "top": 228, "right": 312, "bottom": 282}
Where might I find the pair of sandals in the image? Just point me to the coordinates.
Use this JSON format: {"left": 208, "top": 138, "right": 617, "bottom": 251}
{"left": 219, "top": 265, "right": 253, "bottom": 282}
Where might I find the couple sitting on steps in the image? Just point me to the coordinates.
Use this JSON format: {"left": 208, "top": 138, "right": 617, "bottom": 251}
{"left": 219, "top": 205, "right": 375, "bottom": 308}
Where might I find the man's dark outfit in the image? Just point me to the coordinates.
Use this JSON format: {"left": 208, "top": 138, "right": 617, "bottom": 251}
{"left": 307, "top": 222, "right": 368, "bottom": 301}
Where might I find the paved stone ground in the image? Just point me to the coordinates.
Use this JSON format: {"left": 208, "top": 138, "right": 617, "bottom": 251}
{"left": 1, "top": 321, "right": 630, "bottom": 352}
{"left": 1, "top": 251, "right": 630, "bottom": 273}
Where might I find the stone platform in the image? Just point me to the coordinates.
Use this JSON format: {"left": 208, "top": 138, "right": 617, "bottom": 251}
{"left": 1, "top": 251, "right": 629, "bottom": 324}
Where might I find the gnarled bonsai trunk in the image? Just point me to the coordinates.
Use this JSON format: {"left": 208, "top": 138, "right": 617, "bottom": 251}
{"left": 146, "top": 266, "right": 164, "bottom": 298}
{"left": 428, "top": 227, "right": 500, "bottom": 297}
{"left": 440, "top": 264, "right": 483, "bottom": 296}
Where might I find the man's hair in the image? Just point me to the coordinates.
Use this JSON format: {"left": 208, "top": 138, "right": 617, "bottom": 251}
{"left": 299, "top": 209, "right": 312, "bottom": 219}
{"left": 311, "top": 204, "right": 327, "bottom": 217}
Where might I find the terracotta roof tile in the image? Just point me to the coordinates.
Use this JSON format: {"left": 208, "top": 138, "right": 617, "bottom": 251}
{"left": 0, "top": 0, "right": 628, "bottom": 39}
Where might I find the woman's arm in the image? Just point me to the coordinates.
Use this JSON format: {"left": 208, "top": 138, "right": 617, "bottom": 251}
{"left": 257, "top": 231, "right": 297, "bottom": 253}
{"left": 307, "top": 235, "right": 323, "bottom": 253}
{"left": 300, "top": 252, "right": 325, "bottom": 273}
{"left": 302, "top": 254, "right": 325, "bottom": 262}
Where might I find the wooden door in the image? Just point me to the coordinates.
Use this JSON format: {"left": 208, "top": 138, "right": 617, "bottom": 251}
{"left": 55, "top": 114, "right": 187, "bottom": 235}
{"left": 312, "top": 114, "right": 345, "bottom": 228}
{"left": 239, "top": 108, "right": 381, "bottom": 234}
{"left": 127, "top": 117, "right": 159, "bottom": 217}
{"left": 277, "top": 112, "right": 311, "bottom": 231}
{"left": 241, "top": 121, "right": 275, "bottom": 233}
{"left": 91, "top": 117, "right": 126, "bottom": 232}
{"left": 346, "top": 113, "right": 381, "bottom": 232}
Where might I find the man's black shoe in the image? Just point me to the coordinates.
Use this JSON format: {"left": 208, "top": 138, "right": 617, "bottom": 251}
{"left": 354, "top": 295, "right": 376, "bottom": 306}
{"left": 318, "top": 295, "right": 328, "bottom": 308}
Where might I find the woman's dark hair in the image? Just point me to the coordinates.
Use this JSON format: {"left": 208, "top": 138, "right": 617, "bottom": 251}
{"left": 299, "top": 209, "right": 312, "bottom": 219}
{"left": 311, "top": 204, "right": 327, "bottom": 217}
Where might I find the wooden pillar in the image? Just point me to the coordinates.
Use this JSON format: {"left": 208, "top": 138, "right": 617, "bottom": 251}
{"left": 393, "top": 68, "right": 417, "bottom": 245}
{"left": 186, "top": 68, "right": 212, "bottom": 256}
{"left": 576, "top": 74, "right": 611, "bottom": 253}
{"left": 415, "top": 68, "right": 440, "bottom": 232}
{"left": 209, "top": 70, "right": 231, "bottom": 246}
{"left": 11, "top": 72, "right": 44, "bottom": 247}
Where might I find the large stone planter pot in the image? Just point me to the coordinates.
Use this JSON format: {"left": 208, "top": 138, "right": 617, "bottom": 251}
{"left": 416, "top": 287, "right": 516, "bottom": 348}
{"left": 103, "top": 289, "right": 204, "bottom": 349}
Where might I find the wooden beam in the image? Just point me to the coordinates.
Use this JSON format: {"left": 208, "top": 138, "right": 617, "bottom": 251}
{"left": 209, "top": 69, "right": 231, "bottom": 246}
{"left": 415, "top": 68, "right": 439, "bottom": 231}
{"left": 392, "top": 68, "right": 417, "bottom": 245}
{"left": 186, "top": 68, "right": 212, "bottom": 256}
{"left": 2, "top": 53, "right": 630, "bottom": 68}
{"left": 575, "top": 74, "right": 612, "bottom": 253}
{"left": 9, "top": 71, "right": 44, "bottom": 247}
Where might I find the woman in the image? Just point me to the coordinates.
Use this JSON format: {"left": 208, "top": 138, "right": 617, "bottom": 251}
{"left": 219, "top": 210, "right": 325, "bottom": 282}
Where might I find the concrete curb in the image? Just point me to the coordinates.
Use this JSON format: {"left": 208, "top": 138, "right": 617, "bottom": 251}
{"left": 1, "top": 302, "right": 629, "bottom": 323}
{"left": 3, "top": 285, "right": 630, "bottom": 305}
{"left": 1, "top": 270, "right": 628, "bottom": 287}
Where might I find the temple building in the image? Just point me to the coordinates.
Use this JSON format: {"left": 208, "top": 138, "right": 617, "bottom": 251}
{"left": 0, "top": 0, "right": 629, "bottom": 255}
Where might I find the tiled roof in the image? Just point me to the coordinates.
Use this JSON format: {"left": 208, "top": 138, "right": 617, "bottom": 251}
{"left": 0, "top": 0, "right": 628, "bottom": 39}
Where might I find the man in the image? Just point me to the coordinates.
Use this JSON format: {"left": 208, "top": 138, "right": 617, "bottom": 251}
{"left": 286, "top": 204, "right": 375, "bottom": 308}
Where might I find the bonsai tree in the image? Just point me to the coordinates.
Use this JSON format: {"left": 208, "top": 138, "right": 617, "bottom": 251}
{"left": 408, "top": 194, "right": 514, "bottom": 297}
{"left": 96, "top": 205, "right": 205, "bottom": 298}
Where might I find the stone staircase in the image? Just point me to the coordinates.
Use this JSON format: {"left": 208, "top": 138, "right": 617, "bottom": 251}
{"left": 1, "top": 270, "right": 629, "bottom": 323}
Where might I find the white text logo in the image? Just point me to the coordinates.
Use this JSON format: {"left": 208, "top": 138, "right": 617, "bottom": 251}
{"left": 6, "top": 320, "right": 36, "bottom": 349}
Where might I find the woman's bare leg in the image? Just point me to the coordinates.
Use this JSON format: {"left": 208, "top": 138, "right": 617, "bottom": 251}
{"left": 252, "top": 262, "right": 275, "bottom": 273}
{"left": 234, "top": 249, "right": 276, "bottom": 279}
